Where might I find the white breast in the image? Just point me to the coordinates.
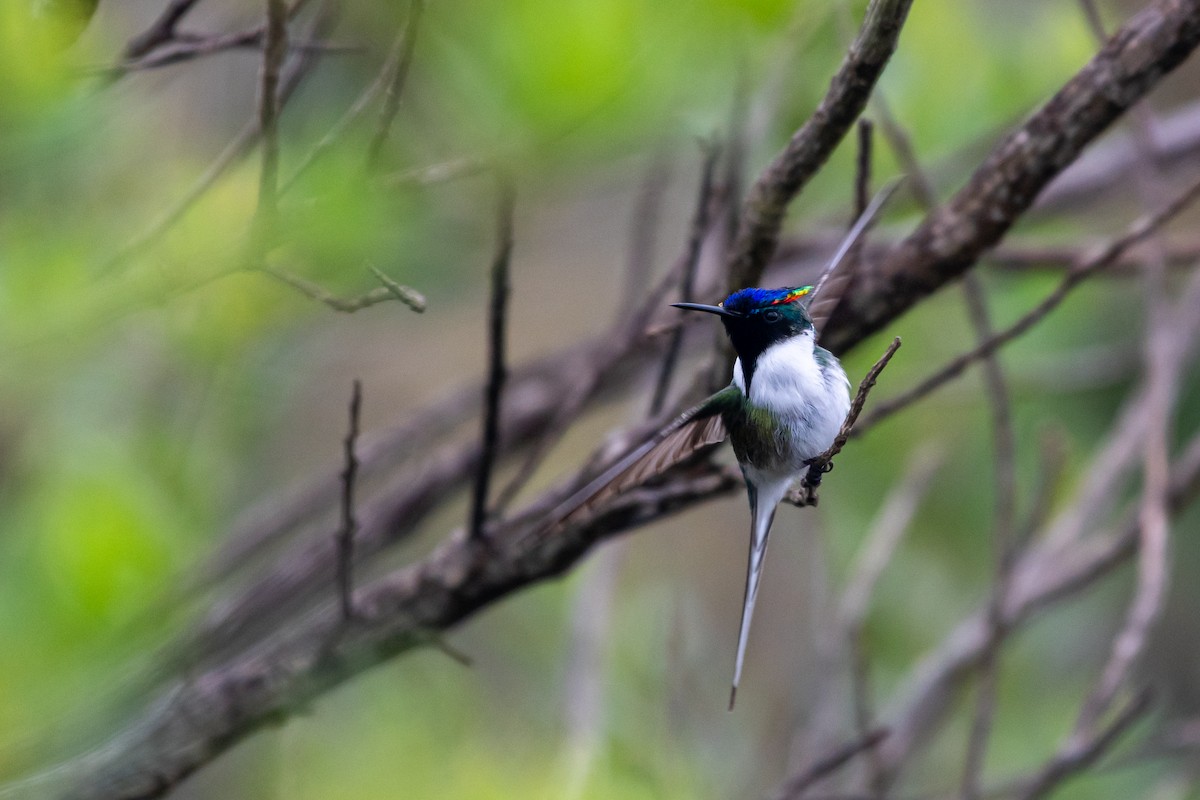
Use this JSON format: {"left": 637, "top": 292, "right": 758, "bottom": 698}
{"left": 732, "top": 332, "right": 851, "bottom": 465}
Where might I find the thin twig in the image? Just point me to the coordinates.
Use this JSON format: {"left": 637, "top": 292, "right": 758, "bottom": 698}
{"left": 96, "top": 1, "right": 336, "bottom": 277}
{"left": 726, "top": 0, "right": 913, "bottom": 293}
{"left": 854, "top": 119, "right": 874, "bottom": 219}
{"left": 122, "top": 0, "right": 205, "bottom": 60}
{"left": 648, "top": 140, "right": 720, "bottom": 416}
{"left": 959, "top": 272, "right": 1018, "bottom": 800}
{"left": 856, "top": 173, "right": 1200, "bottom": 433}
{"left": 773, "top": 728, "right": 891, "bottom": 800}
{"left": 109, "top": 24, "right": 349, "bottom": 77}
{"left": 258, "top": 266, "right": 422, "bottom": 312}
{"left": 806, "top": 119, "right": 877, "bottom": 331}
{"left": 489, "top": 179, "right": 725, "bottom": 514}
{"left": 879, "top": 87, "right": 1020, "bottom": 791}
{"left": 1016, "top": 689, "right": 1154, "bottom": 800}
{"left": 837, "top": 447, "right": 942, "bottom": 794}
{"left": 381, "top": 157, "right": 490, "bottom": 188}
{"left": 619, "top": 152, "right": 672, "bottom": 310}
{"left": 284, "top": 12, "right": 419, "bottom": 191}
{"left": 255, "top": 0, "right": 290, "bottom": 243}
{"left": 1069, "top": 0, "right": 1178, "bottom": 740}
{"left": 790, "top": 337, "right": 902, "bottom": 505}
{"left": 364, "top": 0, "right": 425, "bottom": 169}
{"left": 1019, "top": 426, "right": 1070, "bottom": 546}
{"left": 370, "top": 266, "right": 427, "bottom": 312}
{"left": 469, "top": 177, "right": 516, "bottom": 540}
{"left": 336, "top": 380, "right": 362, "bottom": 621}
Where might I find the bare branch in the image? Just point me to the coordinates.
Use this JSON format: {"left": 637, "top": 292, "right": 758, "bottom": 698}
{"left": 822, "top": 0, "right": 1200, "bottom": 355}
{"left": 959, "top": 272, "right": 1018, "bottom": 800}
{"left": 380, "top": 156, "right": 490, "bottom": 188}
{"left": 874, "top": 429, "right": 1200, "bottom": 787}
{"left": 369, "top": 266, "right": 426, "bottom": 312}
{"left": 97, "top": 1, "right": 338, "bottom": 276}
{"left": 255, "top": 0, "right": 290, "bottom": 241}
{"left": 469, "top": 178, "right": 516, "bottom": 540}
{"left": 58, "top": 463, "right": 744, "bottom": 800}
{"left": 726, "top": 0, "right": 913, "bottom": 293}
{"left": 618, "top": 152, "right": 673, "bottom": 308}
{"left": 335, "top": 380, "right": 363, "bottom": 621}
{"left": 649, "top": 140, "right": 721, "bottom": 416}
{"left": 1016, "top": 689, "right": 1154, "bottom": 800}
{"left": 805, "top": 120, "right": 881, "bottom": 331}
{"left": 122, "top": 0, "right": 205, "bottom": 60}
{"left": 364, "top": 0, "right": 425, "bottom": 169}
{"left": 773, "top": 729, "right": 891, "bottom": 800}
{"left": 856, "top": 173, "right": 1200, "bottom": 433}
{"left": 257, "top": 265, "right": 421, "bottom": 313}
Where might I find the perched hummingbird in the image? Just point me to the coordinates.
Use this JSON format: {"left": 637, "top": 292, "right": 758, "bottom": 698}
{"left": 552, "top": 184, "right": 898, "bottom": 708}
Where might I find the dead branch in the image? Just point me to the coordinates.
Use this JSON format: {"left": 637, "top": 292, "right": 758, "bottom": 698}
{"left": 97, "top": 0, "right": 339, "bottom": 276}
{"left": 856, "top": 172, "right": 1200, "bottom": 434}
{"left": 821, "top": 0, "right": 1200, "bottom": 355}
{"left": 469, "top": 178, "right": 515, "bottom": 540}
{"left": 773, "top": 729, "right": 891, "bottom": 800}
{"left": 122, "top": 0, "right": 206, "bottom": 60}
{"left": 257, "top": 265, "right": 424, "bottom": 313}
{"left": 726, "top": 0, "right": 913, "bottom": 293}
{"left": 255, "top": 0, "right": 289, "bottom": 240}
{"left": 51, "top": 1, "right": 1200, "bottom": 795}
{"left": 335, "top": 380, "right": 363, "bottom": 621}
{"left": 364, "top": 0, "right": 424, "bottom": 169}
{"left": 649, "top": 141, "right": 721, "bottom": 416}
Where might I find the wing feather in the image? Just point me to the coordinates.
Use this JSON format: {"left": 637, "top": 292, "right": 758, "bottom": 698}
{"left": 553, "top": 388, "right": 738, "bottom": 526}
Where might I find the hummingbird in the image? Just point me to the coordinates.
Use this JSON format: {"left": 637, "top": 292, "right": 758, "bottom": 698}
{"left": 551, "top": 183, "right": 899, "bottom": 708}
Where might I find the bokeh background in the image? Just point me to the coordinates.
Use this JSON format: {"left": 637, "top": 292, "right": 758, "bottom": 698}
{"left": 2, "top": 0, "right": 1200, "bottom": 797}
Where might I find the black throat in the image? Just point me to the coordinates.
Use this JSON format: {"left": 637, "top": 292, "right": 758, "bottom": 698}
{"left": 724, "top": 321, "right": 798, "bottom": 396}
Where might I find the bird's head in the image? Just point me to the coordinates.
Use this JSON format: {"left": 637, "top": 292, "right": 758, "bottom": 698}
{"left": 673, "top": 285, "right": 814, "bottom": 359}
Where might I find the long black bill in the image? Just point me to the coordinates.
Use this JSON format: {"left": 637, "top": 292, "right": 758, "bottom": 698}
{"left": 671, "top": 302, "right": 742, "bottom": 318}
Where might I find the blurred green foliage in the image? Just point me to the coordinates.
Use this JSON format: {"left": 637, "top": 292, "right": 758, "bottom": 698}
{"left": 1, "top": 0, "right": 1198, "bottom": 798}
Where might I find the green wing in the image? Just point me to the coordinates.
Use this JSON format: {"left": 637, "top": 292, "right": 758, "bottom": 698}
{"left": 553, "top": 386, "right": 742, "bottom": 525}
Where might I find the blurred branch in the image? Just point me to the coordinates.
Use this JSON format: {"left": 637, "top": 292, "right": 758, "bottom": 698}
{"left": 96, "top": 0, "right": 339, "bottom": 276}
{"left": 1070, "top": 0, "right": 1179, "bottom": 740}
{"left": 122, "top": 0, "right": 206, "bottom": 60}
{"left": 370, "top": 266, "right": 427, "bottom": 311}
{"left": 821, "top": 0, "right": 1200, "bottom": 355}
{"left": 469, "top": 178, "right": 515, "bottom": 541}
{"left": 254, "top": 0, "right": 289, "bottom": 241}
{"left": 873, "top": 428, "right": 1200, "bottom": 789}
{"left": 336, "top": 380, "right": 363, "bottom": 621}
{"left": 257, "top": 265, "right": 424, "bottom": 313}
{"left": 856, "top": 172, "right": 1200, "bottom": 434}
{"left": 53, "top": 1, "right": 1200, "bottom": 794}
{"left": 1015, "top": 689, "right": 1154, "bottom": 800}
{"left": 364, "top": 0, "right": 424, "bottom": 169}
{"left": 380, "top": 156, "right": 491, "bottom": 188}
{"left": 805, "top": 119, "right": 877, "bottom": 331}
{"left": 959, "top": 271, "right": 1017, "bottom": 800}
{"left": 726, "top": 0, "right": 913, "bottom": 293}
{"left": 648, "top": 140, "right": 720, "bottom": 416}
{"left": 110, "top": 0, "right": 316, "bottom": 79}
{"left": 837, "top": 447, "right": 942, "bottom": 795}
{"left": 285, "top": 9, "right": 426, "bottom": 190}
{"left": 619, "top": 151, "right": 672, "bottom": 308}
{"left": 772, "top": 728, "right": 890, "bottom": 800}
{"left": 58, "top": 463, "right": 744, "bottom": 800}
